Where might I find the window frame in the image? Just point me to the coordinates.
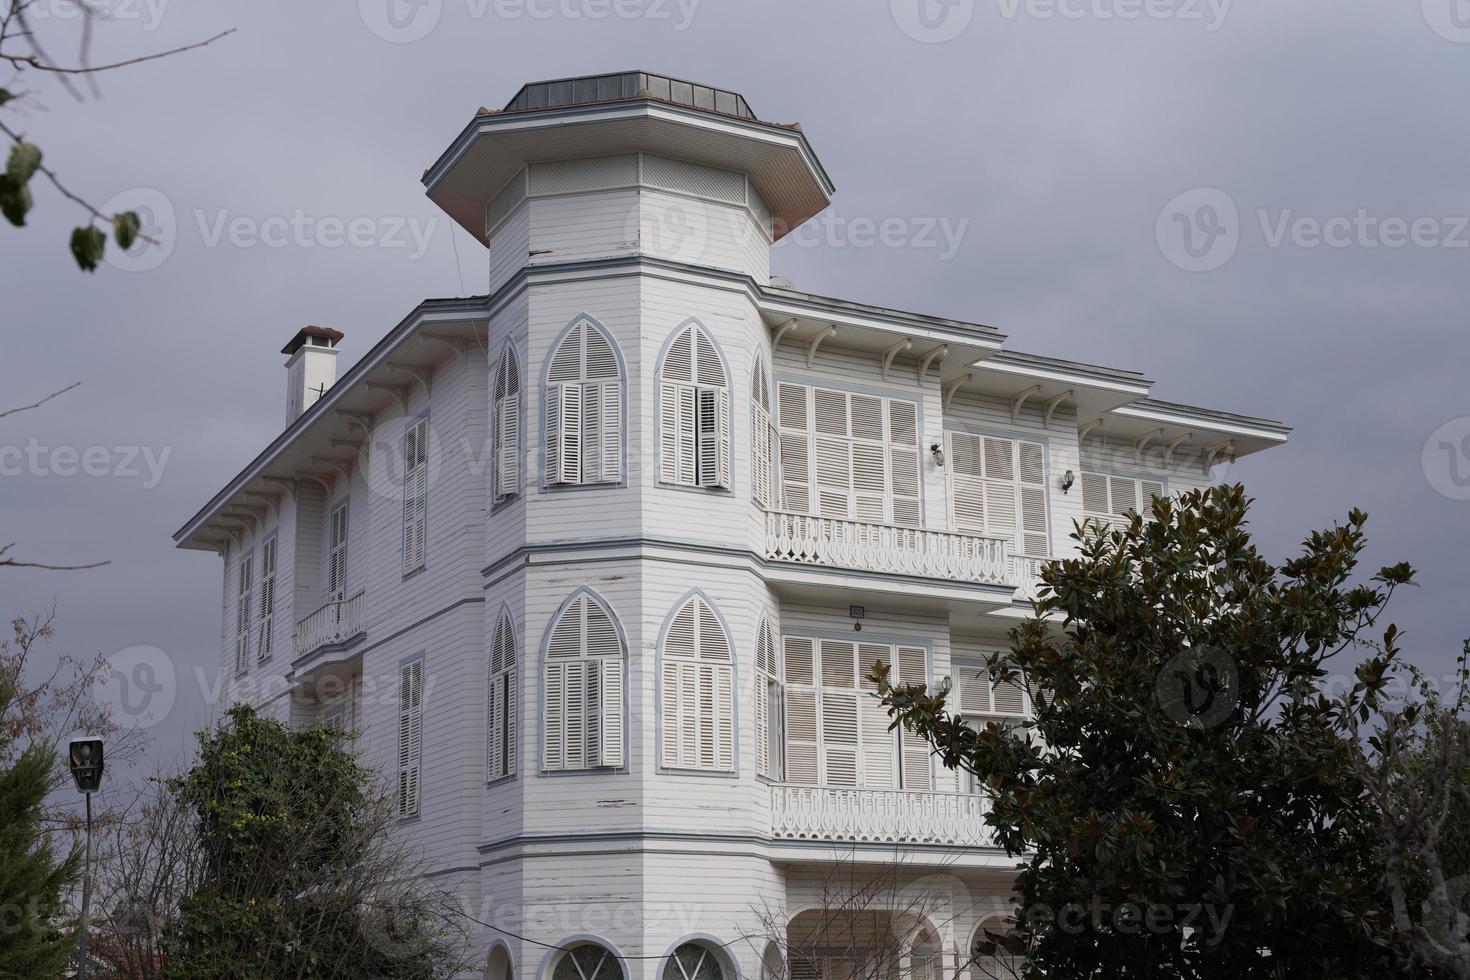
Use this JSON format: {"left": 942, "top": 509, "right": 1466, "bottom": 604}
{"left": 658, "top": 591, "right": 737, "bottom": 775}
{"left": 542, "top": 315, "right": 625, "bottom": 490}
{"left": 397, "top": 654, "right": 425, "bottom": 818}
{"left": 233, "top": 550, "right": 253, "bottom": 676}
{"left": 256, "top": 533, "right": 277, "bottom": 663}
{"left": 656, "top": 320, "right": 732, "bottom": 491}
{"left": 402, "top": 414, "right": 429, "bottom": 576}
{"left": 493, "top": 342, "right": 523, "bottom": 505}
{"left": 488, "top": 607, "right": 518, "bottom": 783}
{"left": 542, "top": 589, "right": 627, "bottom": 773}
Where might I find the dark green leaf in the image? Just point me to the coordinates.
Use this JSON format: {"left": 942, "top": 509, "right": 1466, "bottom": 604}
{"left": 5, "top": 141, "right": 42, "bottom": 184}
{"left": 70, "top": 225, "right": 106, "bottom": 272}
{"left": 0, "top": 180, "right": 32, "bottom": 226}
{"left": 113, "top": 210, "right": 141, "bottom": 250}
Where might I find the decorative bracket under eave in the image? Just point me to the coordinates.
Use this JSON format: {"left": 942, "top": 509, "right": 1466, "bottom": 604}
{"left": 261, "top": 476, "right": 298, "bottom": 501}
{"left": 334, "top": 410, "right": 374, "bottom": 435}
{"left": 1163, "top": 432, "right": 1193, "bottom": 467}
{"left": 916, "top": 345, "right": 946, "bottom": 384}
{"left": 805, "top": 325, "right": 836, "bottom": 367}
{"left": 1010, "top": 384, "right": 1042, "bottom": 423}
{"left": 1078, "top": 417, "right": 1105, "bottom": 443}
{"left": 331, "top": 438, "right": 369, "bottom": 463}
{"left": 418, "top": 332, "right": 468, "bottom": 363}
{"left": 297, "top": 472, "right": 336, "bottom": 495}
{"left": 880, "top": 339, "right": 911, "bottom": 381}
{"left": 942, "top": 373, "right": 973, "bottom": 411}
{"left": 1133, "top": 428, "right": 1164, "bottom": 466}
{"left": 387, "top": 362, "right": 432, "bottom": 397}
{"left": 364, "top": 382, "right": 409, "bottom": 414}
{"left": 770, "top": 318, "right": 799, "bottom": 352}
{"left": 1201, "top": 439, "right": 1235, "bottom": 474}
{"left": 311, "top": 456, "right": 354, "bottom": 485}
{"left": 1042, "top": 390, "right": 1073, "bottom": 429}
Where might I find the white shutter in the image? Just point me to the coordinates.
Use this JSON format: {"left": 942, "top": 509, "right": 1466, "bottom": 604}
{"left": 328, "top": 504, "right": 348, "bottom": 601}
{"left": 494, "top": 347, "right": 521, "bottom": 501}
{"left": 545, "top": 661, "right": 565, "bottom": 771}
{"left": 489, "top": 612, "right": 517, "bottom": 780}
{"left": 661, "top": 595, "right": 733, "bottom": 771}
{"left": 584, "top": 381, "right": 620, "bottom": 483}
{"left": 487, "top": 671, "right": 504, "bottom": 780}
{"left": 598, "top": 658, "right": 624, "bottom": 767}
{"left": 783, "top": 637, "right": 819, "bottom": 784}
{"left": 256, "top": 538, "right": 276, "bottom": 662}
{"left": 1017, "top": 440, "right": 1049, "bottom": 556}
{"left": 402, "top": 418, "right": 428, "bottom": 574}
{"left": 895, "top": 646, "right": 933, "bottom": 790}
{"left": 661, "top": 383, "right": 697, "bottom": 486}
{"left": 234, "top": 554, "right": 252, "bottom": 674}
{"left": 697, "top": 387, "right": 729, "bottom": 488}
{"left": 546, "top": 384, "right": 582, "bottom": 485}
{"left": 495, "top": 397, "right": 519, "bottom": 499}
{"left": 888, "top": 401, "right": 921, "bottom": 527}
{"left": 398, "top": 660, "right": 423, "bottom": 817}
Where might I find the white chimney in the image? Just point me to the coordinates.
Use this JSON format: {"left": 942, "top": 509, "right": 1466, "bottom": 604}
{"left": 283, "top": 326, "right": 343, "bottom": 423}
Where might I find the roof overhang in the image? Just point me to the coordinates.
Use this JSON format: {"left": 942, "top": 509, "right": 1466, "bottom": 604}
{"left": 173, "top": 301, "right": 489, "bottom": 552}
{"left": 963, "top": 349, "right": 1153, "bottom": 422}
{"left": 1103, "top": 398, "right": 1290, "bottom": 467}
{"left": 423, "top": 100, "right": 834, "bottom": 244}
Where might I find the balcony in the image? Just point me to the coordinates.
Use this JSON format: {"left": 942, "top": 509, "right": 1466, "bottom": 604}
{"left": 1010, "top": 554, "right": 1048, "bottom": 604}
{"left": 294, "top": 591, "right": 366, "bottom": 659}
{"left": 769, "top": 784, "right": 992, "bottom": 847}
{"left": 764, "top": 512, "right": 1012, "bottom": 588}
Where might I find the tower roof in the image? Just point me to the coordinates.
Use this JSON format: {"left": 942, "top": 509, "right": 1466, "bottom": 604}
{"left": 498, "top": 72, "right": 757, "bottom": 122}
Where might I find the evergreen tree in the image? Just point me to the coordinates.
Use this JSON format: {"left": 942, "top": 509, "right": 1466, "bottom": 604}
{"left": 0, "top": 676, "right": 80, "bottom": 979}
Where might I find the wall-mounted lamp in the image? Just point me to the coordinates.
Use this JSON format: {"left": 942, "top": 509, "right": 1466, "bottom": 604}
{"left": 849, "top": 605, "right": 865, "bottom": 633}
{"left": 930, "top": 443, "right": 945, "bottom": 467}
{"left": 1061, "top": 469, "right": 1075, "bottom": 494}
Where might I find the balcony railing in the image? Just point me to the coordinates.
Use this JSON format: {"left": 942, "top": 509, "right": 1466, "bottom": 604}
{"left": 769, "top": 784, "right": 992, "bottom": 847}
{"left": 294, "top": 591, "right": 366, "bottom": 659}
{"left": 1010, "top": 554, "right": 1048, "bottom": 604}
{"left": 764, "top": 511, "right": 1012, "bottom": 587}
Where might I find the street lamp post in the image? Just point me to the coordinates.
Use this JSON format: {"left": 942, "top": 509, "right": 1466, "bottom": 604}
{"left": 68, "top": 738, "right": 105, "bottom": 980}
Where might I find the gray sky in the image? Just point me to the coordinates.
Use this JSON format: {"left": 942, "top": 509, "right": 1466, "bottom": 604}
{"left": 4, "top": 0, "right": 1468, "bottom": 784}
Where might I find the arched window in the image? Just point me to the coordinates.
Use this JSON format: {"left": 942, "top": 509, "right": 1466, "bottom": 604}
{"left": 545, "top": 317, "right": 622, "bottom": 486}
{"left": 660, "top": 593, "right": 734, "bottom": 772}
{"left": 658, "top": 321, "right": 729, "bottom": 489}
{"left": 493, "top": 344, "right": 521, "bottom": 501}
{"left": 488, "top": 608, "right": 517, "bottom": 781}
{"left": 553, "top": 944, "right": 623, "bottom": 980}
{"left": 970, "top": 918, "right": 1021, "bottom": 980}
{"left": 750, "top": 352, "right": 776, "bottom": 508}
{"left": 754, "top": 616, "right": 783, "bottom": 780}
{"left": 662, "top": 944, "right": 725, "bottom": 980}
{"left": 544, "top": 591, "right": 625, "bottom": 771}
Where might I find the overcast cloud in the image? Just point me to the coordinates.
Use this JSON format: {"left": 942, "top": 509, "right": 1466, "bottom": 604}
{"left": 3, "top": 0, "right": 1467, "bottom": 787}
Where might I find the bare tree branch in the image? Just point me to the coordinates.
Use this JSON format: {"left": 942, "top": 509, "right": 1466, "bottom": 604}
{"left": 0, "top": 380, "right": 79, "bottom": 418}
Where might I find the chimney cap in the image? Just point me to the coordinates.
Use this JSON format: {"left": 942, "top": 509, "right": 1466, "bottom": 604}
{"left": 282, "top": 325, "right": 344, "bottom": 356}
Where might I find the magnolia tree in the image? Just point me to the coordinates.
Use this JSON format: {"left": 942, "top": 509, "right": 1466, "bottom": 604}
{"left": 875, "top": 485, "right": 1420, "bottom": 979}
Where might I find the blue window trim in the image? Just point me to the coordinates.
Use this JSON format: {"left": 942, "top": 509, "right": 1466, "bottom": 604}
{"left": 537, "top": 586, "right": 630, "bottom": 776}
{"left": 491, "top": 340, "right": 525, "bottom": 514}
{"left": 656, "top": 935, "right": 738, "bottom": 980}
{"left": 538, "top": 313, "right": 628, "bottom": 493}
{"left": 654, "top": 587, "right": 741, "bottom": 778}
{"left": 653, "top": 318, "right": 737, "bottom": 494}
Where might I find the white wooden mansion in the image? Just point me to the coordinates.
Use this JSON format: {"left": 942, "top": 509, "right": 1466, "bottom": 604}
{"left": 174, "top": 73, "right": 1289, "bottom": 980}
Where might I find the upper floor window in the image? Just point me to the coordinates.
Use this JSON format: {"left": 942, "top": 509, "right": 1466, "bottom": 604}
{"left": 488, "top": 608, "right": 518, "bottom": 781}
{"left": 754, "top": 616, "right": 783, "bottom": 781}
{"left": 256, "top": 536, "right": 277, "bottom": 663}
{"left": 545, "top": 317, "right": 622, "bottom": 486}
{"left": 660, "top": 592, "right": 734, "bottom": 772}
{"left": 1080, "top": 472, "right": 1165, "bottom": 532}
{"left": 398, "top": 657, "right": 424, "bottom": 817}
{"left": 493, "top": 344, "right": 521, "bottom": 502}
{"left": 946, "top": 433, "right": 1050, "bottom": 557}
{"left": 402, "top": 417, "right": 428, "bottom": 574}
{"left": 952, "top": 657, "right": 1032, "bottom": 795}
{"left": 750, "top": 354, "right": 776, "bottom": 508}
{"left": 658, "top": 321, "right": 730, "bottom": 489}
{"left": 544, "top": 590, "right": 625, "bottom": 771}
{"left": 328, "top": 502, "right": 349, "bottom": 602}
{"left": 233, "top": 552, "right": 253, "bottom": 675}
{"left": 782, "top": 636, "right": 930, "bottom": 789}
{"left": 777, "top": 382, "right": 921, "bottom": 527}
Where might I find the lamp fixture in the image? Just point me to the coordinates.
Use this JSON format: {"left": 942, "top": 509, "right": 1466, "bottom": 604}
{"left": 930, "top": 443, "right": 945, "bottom": 467}
{"left": 849, "top": 605, "right": 865, "bottom": 632}
{"left": 1061, "top": 469, "right": 1075, "bottom": 494}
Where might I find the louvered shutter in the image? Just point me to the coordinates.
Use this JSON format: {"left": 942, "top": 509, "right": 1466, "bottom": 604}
{"left": 328, "top": 504, "right": 348, "bottom": 601}
{"left": 1017, "top": 440, "right": 1049, "bottom": 556}
{"left": 545, "top": 384, "right": 582, "bottom": 485}
{"left": 949, "top": 432, "right": 987, "bottom": 535}
{"left": 598, "top": 658, "right": 624, "bottom": 767}
{"left": 777, "top": 383, "right": 811, "bottom": 513}
{"left": 256, "top": 538, "right": 276, "bottom": 662}
{"left": 398, "top": 660, "right": 423, "bottom": 817}
{"left": 697, "top": 388, "right": 729, "bottom": 488}
{"left": 1080, "top": 471, "right": 1110, "bottom": 532}
{"left": 889, "top": 401, "right": 921, "bottom": 527}
{"left": 489, "top": 612, "right": 517, "bottom": 780}
{"left": 234, "top": 554, "right": 252, "bottom": 674}
{"left": 819, "top": 641, "right": 860, "bottom": 786}
{"left": 661, "top": 383, "right": 697, "bottom": 485}
{"left": 661, "top": 596, "right": 733, "bottom": 771}
{"left": 402, "top": 418, "right": 428, "bottom": 574}
{"left": 896, "top": 646, "right": 933, "bottom": 789}
{"left": 751, "top": 361, "right": 775, "bottom": 508}
{"left": 755, "top": 618, "right": 780, "bottom": 779}
{"left": 783, "top": 637, "right": 819, "bottom": 784}
{"left": 494, "top": 348, "right": 521, "bottom": 500}
{"left": 581, "top": 381, "right": 620, "bottom": 484}
{"left": 487, "top": 671, "right": 504, "bottom": 780}
{"left": 545, "top": 661, "right": 566, "bottom": 771}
